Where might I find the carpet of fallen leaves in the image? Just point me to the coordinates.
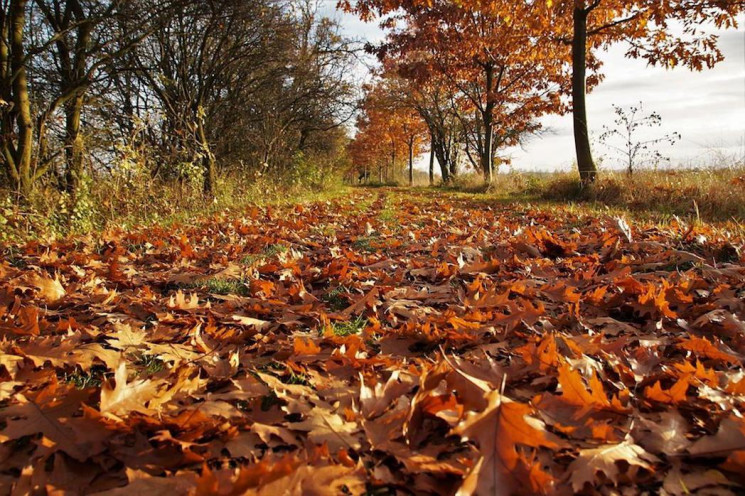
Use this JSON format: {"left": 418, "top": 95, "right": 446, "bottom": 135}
{"left": 1, "top": 189, "right": 745, "bottom": 495}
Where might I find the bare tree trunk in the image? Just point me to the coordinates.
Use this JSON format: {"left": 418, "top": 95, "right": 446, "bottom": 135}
{"left": 390, "top": 139, "right": 395, "bottom": 183}
{"left": 482, "top": 121, "right": 493, "bottom": 184}
{"left": 408, "top": 138, "right": 414, "bottom": 187}
{"left": 428, "top": 136, "right": 435, "bottom": 186}
{"left": 432, "top": 137, "right": 450, "bottom": 184}
{"left": 64, "top": 93, "right": 85, "bottom": 194}
{"left": 572, "top": 6, "right": 597, "bottom": 185}
{"left": 481, "top": 65, "right": 495, "bottom": 185}
{"left": 5, "top": 0, "right": 34, "bottom": 199}
{"left": 202, "top": 153, "right": 216, "bottom": 196}
{"left": 197, "top": 117, "right": 216, "bottom": 196}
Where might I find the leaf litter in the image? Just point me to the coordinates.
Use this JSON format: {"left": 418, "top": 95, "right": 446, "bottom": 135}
{"left": 0, "top": 189, "right": 744, "bottom": 495}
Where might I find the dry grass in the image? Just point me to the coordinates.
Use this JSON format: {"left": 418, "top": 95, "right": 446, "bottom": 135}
{"left": 440, "top": 167, "right": 745, "bottom": 223}
{"left": 538, "top": 168, "right": 745, "bottom": 223}
{"left": 0, "top": 171, "right": 347, "bottom": 244}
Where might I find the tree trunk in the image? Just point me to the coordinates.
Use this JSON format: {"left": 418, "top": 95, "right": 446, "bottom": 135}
{"left": 435, "top": 144, "right": 449, "bottom": 183}
{"left": 64, "top": 93, "right": 85, "bottom": 195}
{"left": 202, "top": 153, "right": 216, "bottom": 196}
{"left": 8, "top": 0, "right": 33, "bottom": 198}
{"left": 481, "top": 65, "right": 495, "bottom": 185}
{"left": 482, "top": 120, "right": 493, "bottom": 184}
{"left": 572, "top": 6, "right": 597, "bottom": 184}
{"left": 408, "top": 139, "right": 414, "bottom": 187}
{"left": 428, "top": 136, "right": 435, "bottom": 186}
{"left": 390, "top": 139, "right": 395, "bottom": 184}
{"left": 197, "top": 117, "right": 216, "bottom": 197}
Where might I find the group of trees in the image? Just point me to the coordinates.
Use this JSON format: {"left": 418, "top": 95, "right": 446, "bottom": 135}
{"left": 3, "top": 0, "right": 742, "bottom": 202}
{"left": 1, "top": 0, "right": 357, "bottom": 202}
{"left": 344, "top": 0, "right": 743, "bottom": 185}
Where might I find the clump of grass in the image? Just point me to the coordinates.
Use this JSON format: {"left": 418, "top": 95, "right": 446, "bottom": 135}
{"left": 240, "top": 253, "right": 262, "bottom": 265}
{"left": 283, "top": 372, "right": 310, "bottom": 386}
{"left": 323, "top": 286, "right": 350, "bottom": 312}
{"left": 241, "top": 243, "right": 289, "bottom": 265}
{"left": 2, "top": 246, "right": 27, "bottom": 269}
{"left": 349, "top": 194, "right": 377, "bottom": 214}
{"left": 261, "top": 392, "right": 280, "bottom": 411}
{"left": 62, "top": 366, "right": 107, "bottom": 389}
{"left": 177, "top": 276, "right": 250, "bottom": 296}
{"left": 129, "top": 352, "right": 166, "bottom": 376}
{"left": 379, "top": 199, "right": 398, "bottom": 223}
{"left": 311, "top": 224, "right": 336, "bottom": 237}
{"left": 203, "top": 277, "right": 250, "bottom": 296}
{"left": 126, "top": 242, "right": 151, "bottom": 254}
{"left": 330, "top": 315, "right": 368, "bottom": 337}
{"left": 263, "top": 243, "right": 288, "bottom": 257}
{"left": 352, "top": 236, "right": 379, "bottom": 253}
{"left": 255, "top": 361, "right": 309, "bottom": 386}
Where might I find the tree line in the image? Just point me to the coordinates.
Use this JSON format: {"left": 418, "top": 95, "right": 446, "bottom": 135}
{"left": 1, "top": 0, "right": 357, "bottom": 204}
{"left": 344, "top": 0, "right": 744, "bottom": 186}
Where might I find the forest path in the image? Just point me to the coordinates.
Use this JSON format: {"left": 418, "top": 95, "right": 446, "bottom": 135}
{"left": 1, "top": 188, "right": 744, "bottom": 494}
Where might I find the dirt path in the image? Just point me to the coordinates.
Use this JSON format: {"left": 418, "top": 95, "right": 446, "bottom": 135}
{"left": 1, "top": 188, "right": 744, "bottom": 494}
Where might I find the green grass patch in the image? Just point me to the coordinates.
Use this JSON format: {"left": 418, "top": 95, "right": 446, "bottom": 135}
{"left": 352, "top": 236, "right": 380, "bottom": 253}
{"left": 379, "top": 198, "right": 398, "bottom": 223}
{"left": 330, "top": 315, "right": 368, "bottom": 337}
{"left": 311, "top": 224, "right": 336, "bottom": 237}
{"left": 62, "top": 366, "right": 107, "bottom": 389}
{"left": 348, "top": 194, "right": 376, "bottom": 214}
{"left": 241, "top": 243, "right": 289, "bottom": 265}
{"left": 129, "top": 352, "right": 166, "bottom": 376}
{"left": 195, "top": 277, "right": 251, "bottom": 296}
{"left": 2, "top": 246, "right": 27, "bottom": 269}
{"left": 323, "top": 286, "right": 350, "bottom": 312}
{"left": 282, "top": 372, "right": 310, "bottom": 386}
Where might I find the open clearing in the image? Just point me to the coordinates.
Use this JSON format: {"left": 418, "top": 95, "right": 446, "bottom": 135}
{"left": 1, "top": 189, "right": 744, "bottom": 494}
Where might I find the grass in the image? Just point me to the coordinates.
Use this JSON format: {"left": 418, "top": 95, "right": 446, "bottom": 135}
{"left": 438, "top": 167, "right": 745, "bottom": 225}
{"left": 2, "top": 246, "right": 27, "bottom": 269}
{"left": 352, "top": 236, "right": 380, "bottom": 253}
{"left": 536, "top": 169, "right": 745, "bottom": 222}
{"left": 62, "top": 366, "right": 107, "bottom": 389}
{"left": 190, "top": 277, "right": 251, "bottom": 296}
{"left": 330, "top": 315, "right": 368, "bottom": 337}
{"left": 323, "top": 286, "right": 350, "bottom": 312}
{"left": 130, "top": 352, "right": 166, "bottom": 376}
{"left": 282, "top": 372, "right": 310, "bottom": 386}
{"left": 0, "top": 171, "right": 350, "bottom": 245}
{"left": 241, "top": 243, "right": 289, "bottom": 265}
{"left": 348, "top": 193, "right": 377, "bottom": 214}
{"left": 379, "top": 195, "right": 399, "bottom": 224}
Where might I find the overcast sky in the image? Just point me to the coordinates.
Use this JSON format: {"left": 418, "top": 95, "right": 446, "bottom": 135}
{"left": 321, "top": 2, "right": 745, "bottom": 172}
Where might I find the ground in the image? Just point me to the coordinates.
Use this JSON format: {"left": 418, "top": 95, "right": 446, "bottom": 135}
{"left": 1, "top": 188, "right": 744, "bottom": 495}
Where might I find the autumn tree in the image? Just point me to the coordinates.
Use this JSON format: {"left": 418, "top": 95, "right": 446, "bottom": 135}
{"left": 371, "top": 74, "right": 429, "bottom": 185}
{"left": 543, "top": 0, "right": 744, "bottom": 183}
{"left": 386, "top": 61, "right": 462, "bottom": 184}
{"left": 342, "top": 0, "right": 566, "bottom": 184}
{"left": 349, "top": 81, "right": 428, "bottom": 185}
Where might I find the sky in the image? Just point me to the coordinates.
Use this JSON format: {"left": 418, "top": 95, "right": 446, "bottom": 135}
{"left": 321, "top": 2, "right": 745, "bottom": 172}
